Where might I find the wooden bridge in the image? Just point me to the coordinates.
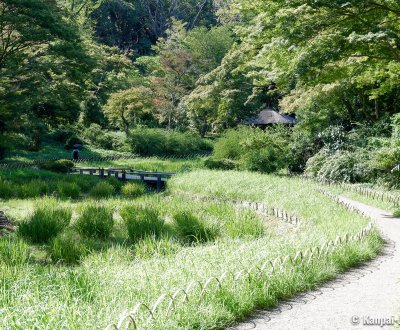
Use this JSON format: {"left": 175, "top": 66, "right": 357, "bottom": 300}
{"left": 71, "top": 167, "right": 175, "bottom": 192}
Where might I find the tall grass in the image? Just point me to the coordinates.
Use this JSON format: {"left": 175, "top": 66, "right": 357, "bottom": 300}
{"left": 49, "top": 230, "right": 89, "bottom": 264}
{"left": 57, "top": 182, "right": 81, "bottom": 199}
{"left": 18, "top": 198, "right": 72, "bottom": 243}
{"left": 120, "top": 206, "right": 165, "bottom": 242}
{"left": 75, "top": 204, "right": 114, "bottom": 239}
{"left": 173, "top": 211, "right": 219, "bottom": 244}
{"left": 0, "top": 237, "right": 30, "bottom": 265}
{"left": 121, "top": 182, "right": 146, "bottom": 198}
{"left": 89, "top": 182, "right": 115, "bottom": 199}
{"left": 0, "top": 170, "right": 385, "bottom": 330}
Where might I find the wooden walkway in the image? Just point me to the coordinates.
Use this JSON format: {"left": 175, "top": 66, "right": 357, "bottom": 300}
{"left": 71, "top": 167, "right": 175, "bottom": 192}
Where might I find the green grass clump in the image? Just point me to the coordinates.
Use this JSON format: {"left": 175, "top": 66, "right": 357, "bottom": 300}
{"left": 18, "top": 199, "right": 72, "bottom": 243}
{"left": 76, "top": 204, "right": 114, "bottom": 239}
{"left": 134, "top": 236, "right": 180, "bottom": 259}
{"left": 0, "top": 180, "right": 14, "bottom": 199}
{"left": 121, "top": 206, "right": 165, "bottom": 242}
{"left": 121, "top": 182, "right": 146, "bottom": 198}
{"left": 0, "top": 237, "right": 30, "bottom": 265}
{"left": 89, "top": 182, "right": 115, "bottom": 199}
{"left": 57, "top": 182, "right": 81, "bottom": 199}
{"left": 173, "top": 211, "right": 218, "bottom": 244}
{"left": 393, "top": 209, "right": 400, "bottom": 217}
{"left": 17, "top": 180, "right": 47, "bottom": 199}
{"left": 225, "top": 210, "right": 265, "bottom": 238}
{"left": 106, "top": 177, "right": 122, "bottom": 192}
{"left": 49, "top": 230, "right": 89, "bottom": 264}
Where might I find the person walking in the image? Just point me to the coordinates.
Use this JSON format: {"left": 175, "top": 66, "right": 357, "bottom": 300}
{"left": 72, "top": 147, "right": 80, "bottom": 161}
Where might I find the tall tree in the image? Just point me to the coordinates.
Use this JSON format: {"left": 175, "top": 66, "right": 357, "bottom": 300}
{"left": 0, "top": 0, "right": 94, "bottom": 151}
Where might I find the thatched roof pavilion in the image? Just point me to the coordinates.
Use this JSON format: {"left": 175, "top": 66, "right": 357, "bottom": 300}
{"left": 243, "top": 107, "right": 297, "bottom": 127}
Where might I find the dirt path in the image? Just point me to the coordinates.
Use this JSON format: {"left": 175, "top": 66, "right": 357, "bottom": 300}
{"left": 230, "top": 196, "right": 400, "bottom": 330}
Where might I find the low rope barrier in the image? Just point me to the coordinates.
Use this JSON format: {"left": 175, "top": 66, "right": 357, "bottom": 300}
{"left": 305, "top": 176, "right": 400, "bottom": 207}
{"left": 315, "top": 187, "right": 372, "bottom": 219}
{"left": 174, "top": 191, "right": 301, "bottom": 226}
{"left": 105, "top": 218, "right": 374, "bottom": 329}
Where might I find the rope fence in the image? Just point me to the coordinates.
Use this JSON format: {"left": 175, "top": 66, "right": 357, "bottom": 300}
{"left": 104, "top": 221, "right": 374, "bottom": 330}
{"left": 303, "top": 176, "right": 400, "bottom": 207}
{"left": 174, "top": 191, "right": 301, "bottom": 226}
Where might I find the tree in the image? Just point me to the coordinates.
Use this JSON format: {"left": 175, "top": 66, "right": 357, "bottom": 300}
{"left": 104, "top": 86, "right": 153, "bottom": 135}
{"left": 0, "top": 0, "right": 94, "bottom": 151}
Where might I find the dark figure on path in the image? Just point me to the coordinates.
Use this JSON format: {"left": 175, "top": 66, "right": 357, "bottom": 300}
{"left": 72, "top": 148, "right": 80, "bottom": 161}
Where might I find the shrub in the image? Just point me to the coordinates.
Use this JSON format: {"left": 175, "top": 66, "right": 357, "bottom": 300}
{"left": 49, "top": 230, "right": 88, "bottom": 264}
{"left": 18, "top": 199, "right": 72, "bottom": 243}
{"left": 243, "top": 148, "right": 286, "bottom": 174}
{"left": 65, "top": 136, "right": 84, "bottom": 150}
{"left": 204, "top": 157, "right": 237, "bottom": 170}
{"left": 120, "top": 206, "right": 165, "bottom": 242}
{"left": 213, "top": 128, "right": 244, "bottom": 160}
{"left": 308, "top": 149, "right": 372, "bottom": 183}
{"left": 121, "top": 182, "right": 146, "bottom": 198}
{"left": 51, "top": 125, "right": 77, "bottom": 143}
{"left": 39, "top": 160, "right": 74, "bottom": 173}
{"left": 0, "top": 180, "right": 14, "bottom": 199}
{"left": 212, "top": 126, "right": 289, "bottom": 174}
{"left": 89, "top": 182, "right": 115, "bottom": 199}
{"left": 56, "top": 182, "right": 81, "bottom": 199}
{"left": 84, "top": 124, "right": 124, "bottom": 150}
{"left": 0, "top": 237, "right": 30, "bottom": 265}
{"left": 393, "top": 210, "right": 400, "bottom": 217}
{"left": 76, "top": 204, "right": 114, "bottom": 239}
{"left": 128, "top": 128, "right": 212, "bottom": 156}
{"left": 173, "top": 211, "right": 218, "bottom": 244}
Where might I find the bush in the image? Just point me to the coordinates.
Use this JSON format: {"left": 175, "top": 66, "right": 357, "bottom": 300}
{"left": 49, "top": 230, "right": 88, "bottom": 264}
{"left": 0, "top": 237, "right": 30, "bottom": 265}
{"left": 306, "top": 149, "right": 372, "bottom": 183}
{"left": 243, "top": 148, "right": 286, "bottom": 174}
{"left": 212, "top": 126, "right": 289, "bottom": 174}
{"left": 204, "top": 157, "right": 237, "bottom": 170}
{"left": 89, "top": 182, "right": 115, "bottom": 199}
{"left": 393, "top": 210, "right": 400, "bottom": 217}
{"left": 18, "top": 199, "right": 72, "bottom": 243}
{"left": 56, "top": 182, "right": 81, "bottom": 199}
{"left": 65, "top": 136, "right": 84, "bottom": 150}
{"left": 128, "top": 128, "right": 212, "bottom": 156}
{"left": 76, "top": 204, "right": 114, "bottom": 239}
{"left": 121, "top": 182, "right": 146, "bottom": 198}
{"left": 213, "top": 128, "right": 244, "bottom": 160}
{"left": 39, "top": 160, "right": 74, "bottom": 173}
{"left": 120, "top": 206, "right": 165, "bottom": 242}
{"left": 84, "top": 124, "right": 124, "bottom": 150}
{"left": 173, "top": 211, "right": 218, "bottom": 244}
{"left": 51, "top": 125, "right": 77, "bottom": 144}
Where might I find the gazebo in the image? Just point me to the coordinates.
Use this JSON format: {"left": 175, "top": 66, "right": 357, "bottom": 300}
{"left": 243, "top": 107, "right": 297, "bottom": 128}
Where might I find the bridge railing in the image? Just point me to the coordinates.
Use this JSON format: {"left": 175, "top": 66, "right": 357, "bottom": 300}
{"left": 71, "top": 167, "right": 176, "bottom": 191}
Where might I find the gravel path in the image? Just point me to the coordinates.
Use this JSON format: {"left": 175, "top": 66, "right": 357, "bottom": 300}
{"left": 230, "top": 196, "right": 400, "bottom": 330}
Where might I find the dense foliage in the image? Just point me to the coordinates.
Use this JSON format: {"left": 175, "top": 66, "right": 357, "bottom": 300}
{"left": 1, "top": 0, "right": 399, "bottom": 185}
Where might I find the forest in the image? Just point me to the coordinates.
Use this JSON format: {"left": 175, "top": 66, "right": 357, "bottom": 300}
{"left": 1, "top": 0, "right": 400, "bottom": 186}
